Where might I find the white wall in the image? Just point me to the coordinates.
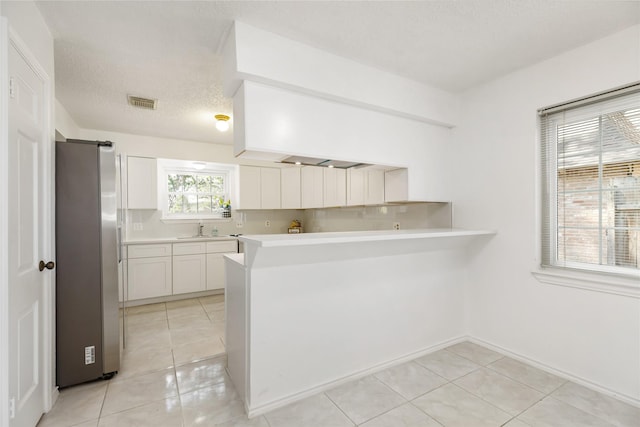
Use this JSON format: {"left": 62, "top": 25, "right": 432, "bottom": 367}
{"left": 54, "top": 99, "right": 80, "bottom": 139}
{"left": 452, "top": 25, "right": 640, "bottom": 402}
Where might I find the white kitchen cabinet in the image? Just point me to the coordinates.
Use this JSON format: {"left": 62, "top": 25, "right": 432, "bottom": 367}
{"left": 127, "top": 256, "right": 172, "bottom": 300}
{"left": 173, "top": 254, "right": 207, "bottom": 294}
{"left": 128, "top": 243, "right": 172, "bottom": 258}
{"left": 127, "top": 243, "right": 172, "bottom": 300}
{"left": 206, "top": 254, "right": 226, "bottom": 290}
{"left": 323, "top": 167, "right": 346, "bottom": 207}
{"left": 173, "top": 241, "right": 212, "bottom": 294}
{"left": 206, "top": 240, "right": 238, "bottom": 290}
{"left": 364, "top": 169, "right": 385, "bottom": 205}
{"left": 301, "top": 166, "right": 324, "bottom": 208}
{"left": 127, "top": 156, "right": 158, "bottom": 209}
{"left": 260, "top": 167, "right": 281, "bottom": 209}
{"left": 347, "top": 168, "right": 384, "bottom": 206}
{"left": 280, "top": 167, "right": 301, "bottom": 209}
{"left": 346, "top": 168, "right": 365, "bottom": 206}
{"left": 238, "top": 165, "right": 261, "bottom": 210}
{"left": 384, "top": 168, "right": 409, "bottom": 202}
{"left": 238, "top": 165, "right": 281, "bottom": 209}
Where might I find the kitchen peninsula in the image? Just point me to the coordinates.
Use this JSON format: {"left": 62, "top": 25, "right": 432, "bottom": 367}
{"left": 224, "top": 228, "right": 495, "bottom": 416}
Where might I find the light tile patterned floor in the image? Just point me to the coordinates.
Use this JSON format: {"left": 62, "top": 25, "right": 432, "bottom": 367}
{"left": 38, "top": 297, "right": 640, "bottom": 426}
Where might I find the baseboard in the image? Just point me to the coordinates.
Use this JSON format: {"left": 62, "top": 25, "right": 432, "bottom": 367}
{"left": 246, "top": 335, "right": 468, "bottom": 418}
{"left": 122, "top": 289, "right": 224, "bottom": 307}
{"left": 47, "top": 386, "right": 59, "bottom": 412}
{"left": 467, "top": 336, "right": 640, "bottom": 408}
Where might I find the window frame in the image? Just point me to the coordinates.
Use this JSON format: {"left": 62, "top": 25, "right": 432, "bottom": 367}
{"left": 157, "top": 159, "right": 236, "bottom": 221}
{"left": 536, "top": 83, "right": 640, "bottom": 296}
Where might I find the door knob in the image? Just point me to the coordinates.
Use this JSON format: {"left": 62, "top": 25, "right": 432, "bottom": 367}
{"left": 39, "top": 260, "right": 55, "bottom": 271}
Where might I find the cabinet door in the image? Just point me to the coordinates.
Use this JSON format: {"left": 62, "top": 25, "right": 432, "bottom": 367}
{"left": 323, "top": 167, "right": 346, "bottom": 207}
{"left": 238, "top": 165, "right": 261, "bottom": 210}
{"left": 364, "top": 169, "right": 385, "bottom": 205}
{"left": 173, "top": 254, "right": 206, "bottom": 294}
{"left": 347, "top": 168, "right": 365, "bottom": 206}
{"left": 281, "top": 167, "right": 301, "bottom": 209}
{"left": 127, "top": 156, "right": 157, "bottom": 209}
{"left": 206, "top": 253, "right": 226, "bottom": 290}
{"left": 260, "top": 168, "right": 281, "bottom": 209}
{"left": 127, "top": 256, "right": 172, "bottom": 300}
{"left": 384, "top": 168, "right": 409, "bottom": 202}
{"left": 301, "top": 166, "right": 324, "bottom": 208}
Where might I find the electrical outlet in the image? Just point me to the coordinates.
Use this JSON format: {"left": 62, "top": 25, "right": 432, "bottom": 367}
{"left": 393, "top": 222, "right": 400, "bottom": 230}
{"left": 236, "top": 222, "right": 244, "bottom": 228}
{"left": 265, "top": 220, "right": 271, "bottom": 228}
{"left": 133, "top": 222, "right": 143, "bottom": 231}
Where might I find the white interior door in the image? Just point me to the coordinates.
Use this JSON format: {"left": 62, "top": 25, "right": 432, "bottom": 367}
{"left": 6, "top": 33, "right": 50, "bottom": 427}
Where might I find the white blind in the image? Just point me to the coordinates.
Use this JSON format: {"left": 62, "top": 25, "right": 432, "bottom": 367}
{"left": 540, "top": 85, "right": 640, "bottom": 276}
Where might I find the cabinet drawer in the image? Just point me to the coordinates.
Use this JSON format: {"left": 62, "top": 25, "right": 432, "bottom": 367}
{"left": 173, "top": 241, "right": 207, "bottom": 256}
{"left": 206, "top": 240, "right": 238, "bottom": 254}
{"left": 128, "top": 244, "right": 172, "bottom": 259}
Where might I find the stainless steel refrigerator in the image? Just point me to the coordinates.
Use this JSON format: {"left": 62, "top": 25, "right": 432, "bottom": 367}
{"left": 55, "top": 139, "right": 120, "bottom": 388}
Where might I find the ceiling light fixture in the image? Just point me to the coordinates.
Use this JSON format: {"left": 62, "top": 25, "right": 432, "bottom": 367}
{"left": 215, "top": 114, "right": 230, "bottom": 132}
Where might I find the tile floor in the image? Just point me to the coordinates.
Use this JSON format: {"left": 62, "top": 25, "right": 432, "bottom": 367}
{"left": 38, "top": 296, "right": 640, "bottom": 427}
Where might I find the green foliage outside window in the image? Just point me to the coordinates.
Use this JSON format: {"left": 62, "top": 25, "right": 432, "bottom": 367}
{"left": 167, "top": 173, "right": 226, "bottom": 215}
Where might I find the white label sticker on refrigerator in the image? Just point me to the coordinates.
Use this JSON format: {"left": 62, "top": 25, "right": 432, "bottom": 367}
{"left": 85, "top": 346, "right": 96, "bottom": 364}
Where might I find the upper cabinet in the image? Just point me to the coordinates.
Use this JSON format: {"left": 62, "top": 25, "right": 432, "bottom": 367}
{"left": 364, "top": 169, "right": 385, "bottom": 205}
{"left": 301, "top": 166, "right": 324, "bottom": 208}
{"left": 323, "top": 167, "right": 346, "bottom": 208}
{"left": 384, "top": 169, "right": 409, "bottom": 203}
{"left": 127, "top": 156, "right": 157, "bottom": 209}
{"left": 237, "top": 165, "right": 281, "bottom": 210}
{"left": 347, "top": 168, "right": 386, "bottom": 206}
{"left": 260, "top": 167, "right": 281, "bottom": 209}
{"left": 346, "top": 168, "right": 365, "bottom": 206}
{"left": 281, "top": 167, "right": 301, "bottom": 209}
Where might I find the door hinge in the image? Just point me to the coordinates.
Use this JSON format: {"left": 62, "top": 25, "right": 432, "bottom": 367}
{"left": 8, "top": 397, "right": 15, "bottom": 419}
{"left": 9, "top": 78, "right": 15, "bottom": 99}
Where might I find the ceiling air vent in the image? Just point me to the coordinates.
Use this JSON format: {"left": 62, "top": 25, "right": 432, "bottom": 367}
{"left": 127, "top": 95, "right": 157, "bottom": 110}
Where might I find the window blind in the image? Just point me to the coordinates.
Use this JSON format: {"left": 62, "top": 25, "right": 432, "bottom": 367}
{"left": 540, "top": 84, "right": 640, "bottom": 277}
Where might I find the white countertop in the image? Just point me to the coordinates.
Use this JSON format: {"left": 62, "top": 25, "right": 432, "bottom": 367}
{"left": 124, "top": 236, "right": 238, "bottom": 245}
{"left": 238, "top": 228, "right": 496, "bottom": 248}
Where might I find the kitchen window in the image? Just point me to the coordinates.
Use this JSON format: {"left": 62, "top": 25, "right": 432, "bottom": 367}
{"left": 158, "top": 159, "right": 235, "bottom": 220}
{"left": 539, "top": 84, "right": 640, "bottom": 284}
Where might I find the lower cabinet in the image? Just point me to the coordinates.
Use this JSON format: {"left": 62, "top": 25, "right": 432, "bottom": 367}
{"left": 206, "top": 253, "right": 225, "bottom": 290}
{"left": 126, "top": 239, "right": 237, "bottom": 302}
{"left": 173, "top": 254, "right": 206, "bottom": 294}
{"left": 127, "top": 256, "right": 172, "bottom": 300}
{"left": 206, "top": 240, "right": 238, "bottom": 291}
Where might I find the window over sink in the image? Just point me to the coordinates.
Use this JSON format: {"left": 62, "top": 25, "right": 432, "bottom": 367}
{"left": 157, "top": 159, "right": 236, "bottom": 220}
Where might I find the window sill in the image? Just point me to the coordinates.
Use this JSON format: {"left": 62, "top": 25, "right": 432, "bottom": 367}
{"left": 532, "top": 267, "right": 640, "bottom": 299}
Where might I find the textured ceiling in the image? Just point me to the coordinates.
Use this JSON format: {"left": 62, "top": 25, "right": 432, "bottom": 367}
{"left": 34, "top": 0, "right": 640, "bottom": 145}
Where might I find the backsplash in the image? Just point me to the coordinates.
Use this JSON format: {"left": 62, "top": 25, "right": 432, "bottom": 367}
{"left": 125, "top": 202, "right": 451, "bottom": 240}
{"left": 302, "top": 203, "right": 452, "bottom": 233}
{"left": 126, "top": 209, "right": 303, "bottom": 240}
